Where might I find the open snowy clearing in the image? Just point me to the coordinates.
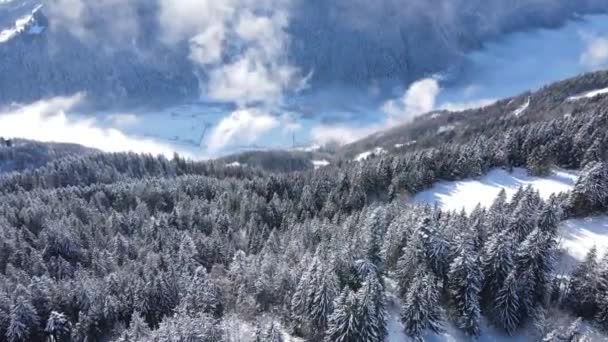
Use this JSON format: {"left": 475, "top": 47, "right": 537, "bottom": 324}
{"left": 412, "top": 168, "right": 578, "bottom": 213}
{"left": 560, "top": 216, "right": 608, "bottom": 262}
{"left": 412, "top": 167, "right": 608, "bottom": 264}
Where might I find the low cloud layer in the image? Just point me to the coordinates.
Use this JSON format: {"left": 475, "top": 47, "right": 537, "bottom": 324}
{"left": 0, "top": 95, "right": 186, "bottom": 158}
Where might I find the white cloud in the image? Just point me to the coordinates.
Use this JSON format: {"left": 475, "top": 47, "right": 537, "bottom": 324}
{"left": 0, "top": 95, "right": 188, "bottom": 158}
{"left": 310, "top": 78, "right": 441, "bottom": 146}
{"left": 310, "top": 77, "right": 497, "bottom": 146}
{"left": 159, "top": 0, "right": 301, "bottom": 106}
{"left": 381, "top": 78, "right": 440, "bottom": 124}
{"left": 580, "top": 34, "right": 608, "bottom": 68}
{"left": 310, "top": 125, "right": 380, "bottom": 146}
{"left": 206, "top": 108, "right": 280, "bottom": 153}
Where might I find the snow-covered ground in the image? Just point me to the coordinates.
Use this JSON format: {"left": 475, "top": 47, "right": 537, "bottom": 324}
{"left": 411, "top": 167, "right": 608, "bottom": 266}
{"left": 560, "top": 216, "right": 608, "bottom": 262}
{"left": 355, "top": 147, "right": 386, "bottom": 161}
{"left": 312, "top": 160, "right": 330, "bottom": 169}
{"left": 412, "top": 168, "right": 578, "bottom": 213}
{"left": 567, "top": 87, "right": 608, "bottom": 101}
{"left": 385, "top": 277, "right": 540, "bottom": 341}
{"left": 512, "top": 97, "right": 530, "bottom": 117}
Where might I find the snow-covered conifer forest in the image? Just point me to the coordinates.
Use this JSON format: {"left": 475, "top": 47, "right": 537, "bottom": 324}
{"left": 1, "top": 69, "right": 608, "bottom": 341}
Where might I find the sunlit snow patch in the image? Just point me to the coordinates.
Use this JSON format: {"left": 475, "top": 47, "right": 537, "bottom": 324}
{"left": 512, "top": 97, "right": 530, "bottom": 117}
{"left": 354, "top": 147, "right": 386, "bottom": 161}
{"left": 437, "top": 125, "right": 455, "bottom": 134}
{"left": 560, "top": 216, "right": 608, "bottom": 261}
{"left": 412, "top": 168, "right": 578, "bottom": 213}
{"left": 312, "top": 160, "right": 330, "bottom": 169}
{"left": 567, "top": 87, "right": 608, "bottom": 101}
{"left": 0, "top": 4, "right": 44, "bottom": 44}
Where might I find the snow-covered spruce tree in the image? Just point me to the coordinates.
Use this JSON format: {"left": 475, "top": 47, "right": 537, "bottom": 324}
{"left": 325, "top": 289, "right": 360, "bottom": 342}
{"left": 417, "top": 216, "right": 451, "bottom": 280}
{"left": 356, "top": 273, "right": 387, "bottom": 342}
{"left": 514, "top": 228, "right": 557, "bottom": 307}
{"left": 568, "top": 162, "right": 608, "bottom": 217}
{"left": 596, "top": 293, "right": 608, "bottom": 331}
{"left": 401, "top": 271, "right": 443, "bottom": 341}
{"left": 309, "top": 262, "right": 339, "bottom": 333}
{"left": 448, "top": 238, "right": 483, "bottom": 336}
{"left": 6, "top": 294, "right": 39, "bottom": 342}
{"left": 481, "top": 230, "right": 514, "bottom": 311}
{"left": 255, "top": 321, "right": 284, "bottom": 342}
{"left": 508, "top": 186, "right": 541, "bottom": 242}
{"left": 537, "top": 197, "right": 560, "bottom": 234}
{"left": 566, "top": 247, "right": 600, "bottom": 318}
{"left": 291, "top": 255, "right": 339, "bottom": 337}
{"left": 493, "top": 270, "right": 522, "bottom": 334}
{"left": 180, "top": 266, "right": 224, "bottom": 319}
{"left": 116, "top": 311, "right": 150, "bottom": 342}
{"left": 582, "top": 134, "right": 606, "bottom": 168}
{"left": 527, "top": 146, "right": 553, "bottom": 177}
{"left": 151, "top": 306, "right": 223, "bottom": 342}
{"left": 45, "top": 311, "right": 72, "bottom": 342}
{"left": 364, "top": 207, "right": 387, "bottom": 272}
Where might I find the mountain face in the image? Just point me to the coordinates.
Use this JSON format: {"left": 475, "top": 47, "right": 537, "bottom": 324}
{"left": 0, "top": 0, "right": 607, "bottom": 108}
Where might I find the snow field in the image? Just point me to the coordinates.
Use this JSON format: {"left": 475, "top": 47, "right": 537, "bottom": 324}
{"left": 412, "top": 167, "right": 608, "bottom": 263}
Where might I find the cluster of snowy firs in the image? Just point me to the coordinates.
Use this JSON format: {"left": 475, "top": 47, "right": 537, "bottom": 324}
{"left": 0, "top": 107, "right": 607, "bottom": 341}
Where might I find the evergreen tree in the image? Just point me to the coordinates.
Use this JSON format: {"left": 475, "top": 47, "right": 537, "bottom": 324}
{"left": 401, "top": 272, "right": 443, "bottom": 341}
{"left": 566, "top": 247, "right": 599, "bottom": 317}
{"left": 6, "top": 295, "right": 39, "bottom": 342}
{"left": 117, "top": 311, "right": 150, "bottom": 342}
{"left": 569, "top": 162, "right": 608, "bottom": 216}
{"left": 45, "top": 311, "right": 71, "bottom": 342}
{"left": 325, "top": 289, "right": 360, "bottom": 342}
{"left": 356, "top": 273, "right": 387, "bottom": 342}
{"left": 494, "top": 271, "right": 521, "bottom": 334}
{"left": 481, "top": 231, "right": 514, "bottom": 309}
{"left": 448, "top": 239, "right": 483, "bottom": 336}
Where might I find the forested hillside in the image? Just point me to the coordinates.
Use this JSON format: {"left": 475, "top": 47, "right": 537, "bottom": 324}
{"left": 1, "top": 72, "right": 608, "bottom": 341}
